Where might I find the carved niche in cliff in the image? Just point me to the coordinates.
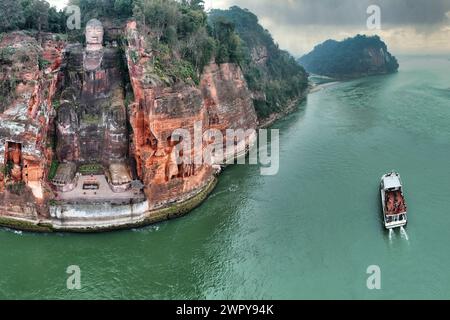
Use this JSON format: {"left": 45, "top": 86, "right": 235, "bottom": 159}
{"left": 55, "top": 19, "right": 129, "bottom": 166}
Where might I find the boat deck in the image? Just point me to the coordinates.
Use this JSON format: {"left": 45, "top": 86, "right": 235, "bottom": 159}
{"left": 385, "top": 190, "right": 406, "bottom": 215}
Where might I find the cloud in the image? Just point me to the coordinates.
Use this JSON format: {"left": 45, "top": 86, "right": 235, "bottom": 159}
{"left": 212, "top": 0, "right": 450, "bottom": 56}
{"left": 42, "top": 0, "right": 450, "bottom": 56}
{"left": 48, "top": 0, "right": 68, "bottom": 10}
{"left": 214, "top": 0, "right": 450, "bottom": 27}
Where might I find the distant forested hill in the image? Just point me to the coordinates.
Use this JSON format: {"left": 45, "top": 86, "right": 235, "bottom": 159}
{"left": 209, "top": 6, "right": 308, "bottom": 120}
{"left": 298, "top": 35, "right": 399, "bottom": 79}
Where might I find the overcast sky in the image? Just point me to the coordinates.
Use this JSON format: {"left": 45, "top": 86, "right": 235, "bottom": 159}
{"left": 48, "top": 0, "right": 67, "bottom": 10}
{"left": 48, "top": 0, "right": 450, "bottom": 56}
{"left": 209, "top": 0, "right": 450, "bottom": 56}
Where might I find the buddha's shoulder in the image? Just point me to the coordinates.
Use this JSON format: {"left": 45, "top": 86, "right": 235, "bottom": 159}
{"left": 64, "top": 43, "right": 83, "bottom": 54}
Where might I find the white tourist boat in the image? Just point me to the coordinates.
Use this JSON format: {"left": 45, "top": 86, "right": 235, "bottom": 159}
{"left": 380, "top": 172, "right": 408, "bottom": 229}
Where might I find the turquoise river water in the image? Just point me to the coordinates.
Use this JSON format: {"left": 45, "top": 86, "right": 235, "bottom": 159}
{"left": 1, "top": 56, "right": 450, "bottom": 299}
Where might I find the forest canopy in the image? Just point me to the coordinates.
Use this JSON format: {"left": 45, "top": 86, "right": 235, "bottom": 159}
{"left": 209, "top": 6, "right": 308, "bottom": 119}
{"left": 0, "top": 0, "right": 66, "bottom": 34}
{"left": 298, "top": 34, "right": 399, "bottom": 78}
{"left": 0, "top": 1, "right": 309, "bottom": 119}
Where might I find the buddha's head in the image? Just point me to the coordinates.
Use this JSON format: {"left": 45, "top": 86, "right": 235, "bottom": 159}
{"left": 85, "top": 19, "right": 104, "bottom": 51}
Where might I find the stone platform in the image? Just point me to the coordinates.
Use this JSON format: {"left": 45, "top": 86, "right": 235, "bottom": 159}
{"left": 0, "top": 177, "right": 217, "bottom": 233}
{"left": 55, "top": 175, "right": 145, "bottom": 205}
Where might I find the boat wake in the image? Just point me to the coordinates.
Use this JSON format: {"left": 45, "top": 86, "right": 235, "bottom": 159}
{"left": 400, "top": 226, "right": 409, "bottom": 241}
{"left": 388, "top": 229, "right": 394, "bottom": 242}
{"left": 132, "top": 225, "right": 160, "bottom": 233}
{"left": 209, "top": 184, "right": 239, "bottom": 199}
{"left": 388, "top": 227, "right": 410, "bottom": 242}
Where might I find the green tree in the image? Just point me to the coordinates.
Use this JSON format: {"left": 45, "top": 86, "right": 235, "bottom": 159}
{"left": 131, "top": 0, "right": 217, "bottom": 82}
{"left": 114, "top": 0, "right": 134, "bottom": 18}
{"left": 48, "top": 6, "right": 65, "bottom": 33}
{"left": 0, "top": 0, "right": 25, "bottom": 32}
{"left": 209, "top": 6, "right": 308, "bottom": 119}
{"left": 33, "top": 0, "right": 50, "bottom": 39}
{"left": 181, "top": 27, "right": 215, "bottom": 72}
{"left": 211, "top": 17, "right": 243, "bottom": 64}
{"left": 178, "top": 6, "right": 206, "bottom": 37}
{"left": 181, "top": 0, "right": 204, "bottom": 10}
{"left": 134, "top": 0, "right": 180, "bottom": 42}
{"left": 69, "top": 0, "right": 135, "bottom": 23}
{"left": 21, "top": 0, "right": 35, "bottom": 29}
{"left": 20, "top": 0, "right": 64, "bottom": 33}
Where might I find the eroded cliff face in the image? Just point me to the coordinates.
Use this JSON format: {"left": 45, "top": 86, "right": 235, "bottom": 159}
{"left": 0, "top": 32, "right": 64, "bottom": 218}
{"left": 364, "top": 47, "right": 396, "bottom": 73}
{"left": 126, "top": 22, "right": 211, "bottom": 207}
{"left": 0, "top": 22, "right": 258, "bottom": 225}
{"left": 208, "top": 7, "right": 309, "bottom": 121}
{"left": 200, "top": 62, "right": 258, "bottom": 160}
{"left": 126, "top": 21, "right": 257, "bottom": 207}
{"left": 201, "top": 63, "right": 258, "bottom": 132}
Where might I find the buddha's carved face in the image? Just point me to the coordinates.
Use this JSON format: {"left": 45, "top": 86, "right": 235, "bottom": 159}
{"left": 85, "top": 19, "right": 104, "bottom": 46}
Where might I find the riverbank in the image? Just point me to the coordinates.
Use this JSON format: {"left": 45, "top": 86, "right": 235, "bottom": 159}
{"left": 258, "top": 94, "right": 308, "bottom": 129}
{"left": 0, "top": 90, "right": 305, "bottom": 233}
{"left": 0, "top": 177, "right": 218, "bottom": 233}
{"left": 2, "top": 56, "right": 450, "bottom": 299}
{"left": 0, "top": 90, "right": 306, "bottom": 233}
{"left": 308, "top": 81, "right": 340, "bottom": 93}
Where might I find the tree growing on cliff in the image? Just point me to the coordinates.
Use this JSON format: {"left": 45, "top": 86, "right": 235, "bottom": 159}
{"left": 0, "top": 0, "right": 66, "bottom": 34}
{"left": 68, "top": 0, "right": 135, "bottom": 22}
{"left": 209, "top": 6, "right": 308, "bottom": 119}
{"left": 47, "top": 6, "right": 66, "bottom": 33}
{"left": 33, "top": 0, "right": 50, "bottom": 40}
{"left": 178, "top": 1, "right": 216, "bottom": 72}
{"left": 114, "top": 0, "right": 134, "bottom": 17}
{"left": 0, "top": 0, "right": 25, "bottom": 32}
{"left": 137, "top": 0, "right": 180, "bottom": 43}
{"left": 211, "top": 17, "right": 243, "bottom": 65}
{"left": 131, "top": 0, "right": 220, "bottom": 84}
{"left": 181, "top": 0, "right": 204, "bottom": 10}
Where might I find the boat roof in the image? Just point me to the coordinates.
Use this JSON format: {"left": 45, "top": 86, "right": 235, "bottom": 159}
{"left": 383, "top": 173, "right": 402, "bottom": 189}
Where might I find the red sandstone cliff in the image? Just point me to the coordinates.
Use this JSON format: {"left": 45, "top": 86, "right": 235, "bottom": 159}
{"left": 201, "top": 62, "right": 258, "bottom": 135}
{"left": 0, "top": 32, "right": 64, "bottom": 218}
{"left": 125, "top": 21, "right": 257, "bottom": 207}
{"left": 0, "top": 23, "right": 259, "bottom": 223}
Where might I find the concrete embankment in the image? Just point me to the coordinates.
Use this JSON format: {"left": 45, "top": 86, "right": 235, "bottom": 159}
{"left": 0, "top": 177, "right": 217, "bottom": 233}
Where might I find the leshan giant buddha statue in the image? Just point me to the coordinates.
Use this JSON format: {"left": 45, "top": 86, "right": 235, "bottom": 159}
{"left": 55, "top": 19, "right": 131, "bottom": 186}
